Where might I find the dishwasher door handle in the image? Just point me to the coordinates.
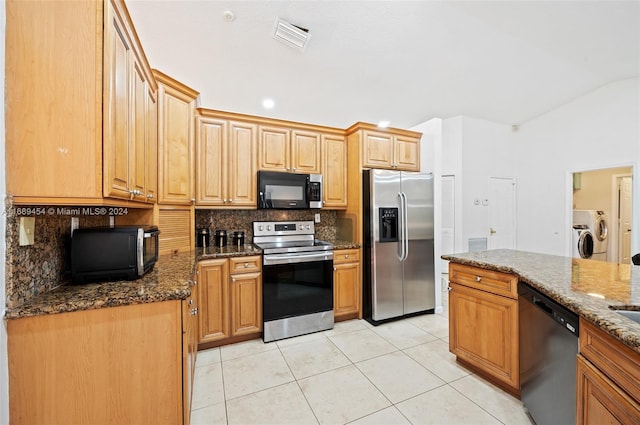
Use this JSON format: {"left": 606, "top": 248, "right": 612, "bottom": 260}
{"left": 533, "top": 296, "right": 553, "bottom": 314}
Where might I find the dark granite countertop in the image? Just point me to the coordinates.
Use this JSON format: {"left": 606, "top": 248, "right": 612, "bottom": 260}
{"left": 442, "top": 249, "right": 640, "bottom": 354}
{"left": 5, "top": 244, "right": 263, "bottom": 320}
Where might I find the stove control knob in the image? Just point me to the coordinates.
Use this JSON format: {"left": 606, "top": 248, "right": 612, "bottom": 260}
{"left": 258, "top": 225, "right": 263, "bottom": 231}
{"left": 306, "top": 224, "right": 311, "bottom": 230}
{"left": 267, "top": 225, "right": 272, "bottom": 231}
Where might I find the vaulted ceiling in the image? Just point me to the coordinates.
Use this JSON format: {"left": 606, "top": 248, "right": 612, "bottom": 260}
{"left": 126, "top": 0, "right": 639, "bottom": 129}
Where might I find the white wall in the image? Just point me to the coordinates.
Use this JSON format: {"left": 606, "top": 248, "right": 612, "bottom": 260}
{"left": 442, "top": 116, "right": 516, "bottom": 252}
{"left": 515, "top": 78, "right": 640, "bottom": 256}
{"left": 1, "top": 1, "right": 9, "bottom": 423}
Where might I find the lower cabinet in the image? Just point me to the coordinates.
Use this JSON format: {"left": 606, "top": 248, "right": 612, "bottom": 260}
{"left": 183, "top": 276, "right": 199, "bottom": 425}
{"left": 8, "top": 300, "right": 190, "bottom": 424}
{"left": 198, "top": 256, "right": 262, "bottom": 347}
{"left": 333, "top": 248, "right": 361, "bottom": 321}
{"left": 448, "top": 263, "right": 519, "bottom": 393}
{"left": 577, "top": 318, "right": 640, "bottom": 425}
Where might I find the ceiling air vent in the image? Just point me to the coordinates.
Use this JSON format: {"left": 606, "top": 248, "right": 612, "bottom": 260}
{"left": 273, "top": 17, "right": 311, "bottom": 52}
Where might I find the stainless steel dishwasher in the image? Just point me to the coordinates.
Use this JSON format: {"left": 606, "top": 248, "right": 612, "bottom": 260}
{"left": 519, "top": 282, "right": 580, "bottom": 425}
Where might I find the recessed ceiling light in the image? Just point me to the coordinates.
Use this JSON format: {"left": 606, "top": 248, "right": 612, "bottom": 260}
{"left": 223, "top": 10, "right": 235, "bottom": 22}
{"left": 377, "top": 120, "right": 390, "bottom": 128}
{"left": 262, "top": 98, "right": 275, "bottom": 109}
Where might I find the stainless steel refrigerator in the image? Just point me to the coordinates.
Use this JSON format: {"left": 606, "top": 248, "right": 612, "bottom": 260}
{"left": 362, "top": 169, "right": 435, "bottom": 324}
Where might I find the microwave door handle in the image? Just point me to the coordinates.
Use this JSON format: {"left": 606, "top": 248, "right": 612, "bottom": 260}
{"left": 137, "top": 229, "right": 144, "bottom": 276}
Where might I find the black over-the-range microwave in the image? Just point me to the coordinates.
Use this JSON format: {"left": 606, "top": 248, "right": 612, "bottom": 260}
{"left": 71, "top": 225, "right": 160, "bottom": 284}
{"left": 257, "top": 170, "right": 323, "bottom": 209}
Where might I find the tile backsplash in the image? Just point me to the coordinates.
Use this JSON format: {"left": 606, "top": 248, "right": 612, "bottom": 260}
{"left": 195, "top": 209, "right": 337, "bottom": 243}
{"left": 4, "top": 198, "right": 109, "bottom": 309}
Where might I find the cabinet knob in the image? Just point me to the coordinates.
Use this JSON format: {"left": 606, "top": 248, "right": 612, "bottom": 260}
{"left": 229, "top": 198, "right": 234, "bottom": 203}
{"left": 191, "top": 307, "right": 198, "bottom": 316}
{"left": 146, "top": 193, "right": 154, "bottom": 199}
{"left": 448, "top": 286, "right": 452, "bottom": 291}
{"left": 345, "top": 254, "right": 349, "bottom": 259}
{"left": 232, "top": 277, "right": 236, "bottom": 282}
{"left": 191, "top": 198, "right": 196, "bottom": 203}
{"left": 189, "top": 299, "right": 194, "bottom": 305}
{"left": 244, "top": 262, "right": 249, "bottom": 268}
{"left": 476, "top": 276, "right": 482, "bottom": 282}
{"left": 333, "top": 267, "right": 337, "bottom": 271}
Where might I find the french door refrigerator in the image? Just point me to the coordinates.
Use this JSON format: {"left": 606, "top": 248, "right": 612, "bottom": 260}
{"left": 363, "top": 169, "right": 435, "bottom": 324}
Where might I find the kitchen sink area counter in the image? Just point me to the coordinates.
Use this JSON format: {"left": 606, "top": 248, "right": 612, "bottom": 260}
{"left": 443, "top": 249, "right": 640, "bottom": 354}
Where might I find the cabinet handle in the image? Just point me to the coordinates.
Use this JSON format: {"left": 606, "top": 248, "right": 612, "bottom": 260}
{"left": 476, "top": 276, "right": 482, "bottom": 282}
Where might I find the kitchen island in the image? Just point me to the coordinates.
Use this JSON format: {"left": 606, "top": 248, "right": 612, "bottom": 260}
{"left": 443, "top": 249, "right": 640, "bottom": 425}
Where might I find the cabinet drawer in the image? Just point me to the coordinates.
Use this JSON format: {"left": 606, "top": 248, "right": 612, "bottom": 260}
{"left": 334, "top": 249, "right": 360, "bottom": 264}
{"left": 229, "top": 256, "right": 262, "bottom": 273}
{"left": 579, "top": 318, "right": 640, "bottom": 404}
{"left": 449, "top": 263, "right": 517, "bottom": 299}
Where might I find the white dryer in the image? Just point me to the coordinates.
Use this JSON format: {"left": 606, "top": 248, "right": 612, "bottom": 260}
{"left": 572, "top": 225, "right": 594, "bottom": 259}
{"left": 573, "top": 210, "right": 608, "bottom": 261}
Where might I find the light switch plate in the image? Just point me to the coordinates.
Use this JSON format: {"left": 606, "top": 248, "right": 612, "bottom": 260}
{"left": 19, "top": 217, "right": 35, "bottom": 246}
{"left": 314, "top": 213, "right": 321, "bottom": 223}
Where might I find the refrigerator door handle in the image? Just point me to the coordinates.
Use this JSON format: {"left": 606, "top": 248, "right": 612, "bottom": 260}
{"left": 397, "top": 192, "right": 405, "bottom": 261}
{"left": 400, "top": 191, "right": 409, "bottom": 262}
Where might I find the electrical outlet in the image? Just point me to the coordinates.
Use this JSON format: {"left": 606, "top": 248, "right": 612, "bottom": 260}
{"left": 19, "top": 217, "right": 35, "bottom": 246}
{"left": 314, "top": 213, "right": 321, "bottom": 223}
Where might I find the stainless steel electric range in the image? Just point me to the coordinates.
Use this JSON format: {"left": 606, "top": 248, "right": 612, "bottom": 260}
{"left": 253, "top": 221, "right": 334, "bottom": 342}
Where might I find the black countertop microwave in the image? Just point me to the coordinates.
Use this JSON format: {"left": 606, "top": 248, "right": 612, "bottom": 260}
{"left": 258, "top": 171, "right": 322, "bottom": 209}
{"left": 71, "top": 225, "right": 159, "bottom": 284}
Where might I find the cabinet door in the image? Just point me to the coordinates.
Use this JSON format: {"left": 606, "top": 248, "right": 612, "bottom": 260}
{"left": 334, "top": 262, "right": 360, "bottom": 321}
{"left": 322, "top": 134, "right": 347, "bottom": 209}
{"left": 158, "top": 84, "right": 195, "bottom": 205}
{"left": 258, "top": 126, "right": 290, "bottom": 171}
{"left": 291, "top": 130, "right": 321, "bottom": 173}
{"left": 394, "top": 134, "right": 420, "bottom": 171}
{"left": 577, "top": 355, "right": 640, "bottom": 425}
{"left": 230, "top": 272, "right": 262, "bottom": 337}
{"left": 449, "top": 282, "right": 519, "bottom": 390}
{"left": 228, "top": 121, "right": 258, "bottom": 207}
{"left": 130, "top": 60, "right": 147, "bottom": 201}
{"left": 145, "top": 87, "right": 158, "bottom": 203}
{"left": 196, "top": 118, "right": 227, "bottom": 206}
{"left": 198, "top": 259, "right": 230, "bottom": 343}
{"left": 362, "top": 130, "right": 394, "bottom": 169}
{"left": 103, "top": 3, "right": 132, "bottom": 199}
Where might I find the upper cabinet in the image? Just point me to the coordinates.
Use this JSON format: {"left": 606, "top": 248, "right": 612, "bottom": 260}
{"left": 322, "top": 134, "right": 348, "bottom": 208}
{"left": 6, "top": 0, "right": 156, "bottom": 206}
{"left": 258, "top": 127, "right": 321, "bottom": 174}
{"left": 154, "top": 70, "right": 199, "bottom": 205}
{"left": 347, "top": 123, "right": 421, "bottom": 171}
{"left": 196, "top": 109, "right": 257, "bottom": 208}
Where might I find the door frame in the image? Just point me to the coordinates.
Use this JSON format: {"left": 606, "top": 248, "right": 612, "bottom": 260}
{"left": 488, "top": 176, "right": 517, "bottom": 250}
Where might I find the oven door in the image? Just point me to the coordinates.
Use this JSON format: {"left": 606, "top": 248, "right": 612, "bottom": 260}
{"left": 262, "top": 254, "right": 334, "bottom": 323}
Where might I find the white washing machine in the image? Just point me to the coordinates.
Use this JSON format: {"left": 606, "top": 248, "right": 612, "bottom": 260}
{"left": 572, "top": 225, "right": 594, "bottom": 259}
{"left": 573, "top": 210, "right": 608, "bottom": 261}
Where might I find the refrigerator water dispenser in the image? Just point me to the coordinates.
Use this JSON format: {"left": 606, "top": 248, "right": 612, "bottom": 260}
{"left": 379, "top": 207, "right": 399, "bottom": 242}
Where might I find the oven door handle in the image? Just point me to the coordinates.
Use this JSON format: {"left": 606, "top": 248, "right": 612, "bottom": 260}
{"left": 263, "top": 251, "right": 334, "bottom": 265}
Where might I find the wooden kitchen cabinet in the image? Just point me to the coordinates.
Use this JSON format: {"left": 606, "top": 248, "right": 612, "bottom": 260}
{"left": 258, "top": 126, "right": 321, "bottom": 173}
{"left": 6, "top": 0, "right": 156, "bottom": 206}
{"left": 448, "top": 263, "right": 519, "bottom": 393}
{"left": 577, "top": 318, "right": 640, "bottom": 425}
{"left": 198, "top": 256, "right": 262, "bottom": 347}
{"left": 196, "top": 110, "right": 258, "bottom": 208}
{"left": 183, "top": 275, "right": 199, "bottom": 425}
{"left": 322, "top": 134, "right": 348, "bottom": 209}
{"left": 8, "top": 300, "right": 189, "bottom": 424}
{"left": 155, "top": 69, "right": 199, "bottom": 205}
{"left": 103, "top": 1, "right": 158, "bottom": 203}
{"left": 333, "top": 248, "right": 361, "bottom": 321}
{"left": 346, "top": 123, "right": 421, "bottom": 172}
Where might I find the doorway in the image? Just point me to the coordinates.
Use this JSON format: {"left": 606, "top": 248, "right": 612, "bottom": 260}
{"left": 488, "top": 177, "right": 516, "bottom": 249}
{"left": 615, "top": 175, "right": 633, "bottom": 263}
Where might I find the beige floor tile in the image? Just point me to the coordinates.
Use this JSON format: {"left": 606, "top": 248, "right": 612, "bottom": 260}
{"left": 192, "top": 363, "right": 225, "bottom": 410}
{"left": 396, "top": 385, "right": 502, "bottom": 425}
{"left": 299, "top": 365, "right": 391, "bottom": 425}
{"left": 369, "top": 319, "right": 438, "bottom": 349}
{"left": 407, "top": 313, "right": 450, "bottom": 338}
{"left": 226, "top": 382, "right": 318, "bottom": 425}
{"left": 323, "top": 319, "right": 369, "bottom": 336}
{"left": 196, "top": 347, "right": 221, "bottom": 367}
{"left": 190, "top": 402, "right": 227, "bottom": 425}
{"left": 222, "top": 349, "right": 294, "bottom": 400}
{"left": 280, "top": 338, "right": 351, "bottom": 379}
{"left": 450, "top": 374, "right": 531, "bottom": 425}
{"left": 403, "top": 339, "right": 472, "bottom": 383}
{"left": 356, "top": 351, "right": 446, "bottom": 403}
{"left": 275, "top": 330, "right": 328, "bottom": 349}
{"left": 329, "top": 328, "right": 397, "bottom": 362}
{"left": 219, "top": 338, "right": 276, "bottom": 361}
{"left": 348, "top": 406, "right": 411, "bottom": 425}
